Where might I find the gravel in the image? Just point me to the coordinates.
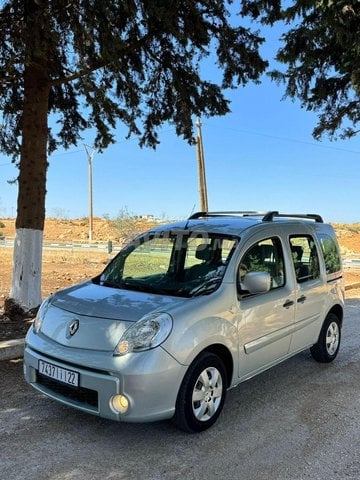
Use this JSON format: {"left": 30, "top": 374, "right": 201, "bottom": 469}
{"left": 1, "top": 298, "right": 359, "bottom": 480}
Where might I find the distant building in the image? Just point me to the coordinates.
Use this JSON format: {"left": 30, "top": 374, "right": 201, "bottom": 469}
{"left": 133, "top": 214, "right": 155, "bottom": 222}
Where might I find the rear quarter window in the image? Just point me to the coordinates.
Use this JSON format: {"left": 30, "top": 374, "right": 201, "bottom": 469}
{"left": 289, "top": 235, "right": 320, "bottom": 283}
{"left": 317, "top": 233, "right": 342, "bottom": 277}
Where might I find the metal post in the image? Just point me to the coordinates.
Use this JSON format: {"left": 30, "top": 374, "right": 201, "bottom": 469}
{"left": 84, "top": 144, "right": 96, "bottom": 242}
{"left": 196, "top": 118, "right": 208, "bottom": 212}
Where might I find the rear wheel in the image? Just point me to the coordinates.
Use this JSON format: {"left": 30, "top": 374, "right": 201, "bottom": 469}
{"left": 310, "top": 313, "right": 341, "bottom": 363}
{"left": 173, "top": 352, "right": 227, "bottom": 433}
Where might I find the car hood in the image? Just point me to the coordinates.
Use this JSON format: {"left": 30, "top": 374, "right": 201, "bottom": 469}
{"left": 52, "top": 281, "right": 186, "bottom": 321}
{"left": 38, "top": 281, "right": 188, "bottom": 351}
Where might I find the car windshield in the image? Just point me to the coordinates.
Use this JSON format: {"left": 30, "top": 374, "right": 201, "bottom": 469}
{"left": 98, "top": 231, "right": 238, "bottom": 297}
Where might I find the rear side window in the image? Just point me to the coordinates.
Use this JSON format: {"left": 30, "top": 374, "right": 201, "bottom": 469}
{"left": 317, "top": 233, "right": 342, "bottom": 275}
{"left": 289, "top": 236, "right": 320, "bottom": 283}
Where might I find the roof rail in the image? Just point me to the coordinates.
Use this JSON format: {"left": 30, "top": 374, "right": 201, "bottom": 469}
{"left": 189, "top": 211, "right": 267, "bottom": 220}
{"left": 262, "top": 211, "right": 323, "bottom": 223}
{"left": 188, "top": 211, "right": 324, "bottom": 223}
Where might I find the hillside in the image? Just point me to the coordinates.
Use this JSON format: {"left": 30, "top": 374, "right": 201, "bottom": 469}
{"left": 0, "top": 217, "right": 156, "bottom": 244}
{"left": 1, "top": 218, "right": 360, "bottom": 253}
{"left": 1, "top": 217, "right": 360, "bottom": 339}
{"left": 333, "top": 223, "right": 360, "bottom": 255}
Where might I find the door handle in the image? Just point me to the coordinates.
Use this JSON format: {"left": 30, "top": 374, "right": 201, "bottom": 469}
{"left": 283, "top": 300, "right": 294, "bottom": 309}
{"left": 297, "top": 295, "right": 306, "bottom": 304}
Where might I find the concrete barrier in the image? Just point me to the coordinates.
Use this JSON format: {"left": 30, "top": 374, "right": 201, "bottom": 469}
{"left": 0, "top": 338, "right": 25, "bottom": 361}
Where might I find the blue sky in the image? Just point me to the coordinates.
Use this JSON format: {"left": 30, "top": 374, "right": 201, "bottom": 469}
{"left": 1, "top": 20, "right": 360, "bottom": 224}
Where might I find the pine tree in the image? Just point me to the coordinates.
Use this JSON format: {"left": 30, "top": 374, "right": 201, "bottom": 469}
{"left": 0, "top": 1, "right": 267, "bottom": 310}
{"left": 241, "top": 0, "right": 360, "bottom": 139}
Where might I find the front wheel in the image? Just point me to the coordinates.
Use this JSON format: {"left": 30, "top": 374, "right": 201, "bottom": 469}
{"left": 310, "top": 313, "right": 341, "bottom": 363}
{"left": 173, "top": 352, "right": 227, "bottom": 433}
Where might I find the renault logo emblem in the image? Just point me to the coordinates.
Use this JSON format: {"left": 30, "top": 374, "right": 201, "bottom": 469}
{"left": 67, "top": 319, "right": 80, "bottom": 338}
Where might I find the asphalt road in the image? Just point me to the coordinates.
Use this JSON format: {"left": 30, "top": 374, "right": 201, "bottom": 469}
{"left": 1, "top": 299, "right": 359, "bottom": 480}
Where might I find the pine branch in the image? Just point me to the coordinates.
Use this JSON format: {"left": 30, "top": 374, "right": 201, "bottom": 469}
{"left": 50, "top": 60, "right": 108, "bottom": 87}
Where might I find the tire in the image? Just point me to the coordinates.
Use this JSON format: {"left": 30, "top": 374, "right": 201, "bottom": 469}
{"left": 173, "top": 352, "right": 227, "bottom": 433}
{"left": 310, "top": 313, "right": 341, "bottom": 363}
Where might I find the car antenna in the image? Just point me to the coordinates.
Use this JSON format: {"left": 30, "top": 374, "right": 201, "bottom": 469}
{"left": 184, "top": 204, "right": 196, "bottom": 230}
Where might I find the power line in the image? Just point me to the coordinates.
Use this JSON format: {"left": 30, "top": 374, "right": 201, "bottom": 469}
{"left": 3, "top": 124, "right": 359, "bottom": 162}
{"left": 50, "top": 127, "right": 178, "bottom": 159}
{"left": 51, "top": 148, "right": 84, "bottom": 157}
{"left": 214, "top": 126, "right": 360, "bottom": 155}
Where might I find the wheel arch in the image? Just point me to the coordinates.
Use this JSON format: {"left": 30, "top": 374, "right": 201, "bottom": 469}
{"left": 327, "top": 304, "right": 344, "bottom": 326}
{"left": 190, "top": 343, "right": 234, "bottom": 389}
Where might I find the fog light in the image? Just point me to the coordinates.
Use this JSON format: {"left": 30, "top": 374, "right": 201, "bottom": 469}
{"left": 110, "top": 395, "right": 129, "bottom": 414}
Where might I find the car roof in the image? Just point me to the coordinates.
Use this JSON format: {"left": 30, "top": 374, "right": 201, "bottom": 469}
{"left": 150, "top": 211, "right": 326, "bottom": 237}
{"left": 151, "top": 215, "right": 262, "bottom": 236}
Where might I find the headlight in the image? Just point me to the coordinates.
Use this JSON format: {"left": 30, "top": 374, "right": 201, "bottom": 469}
{"left": 33, "top": 295, "right": 53, "bottom": 333}
{"left": 114, "top": 312, "right": 173, "bottom": 356}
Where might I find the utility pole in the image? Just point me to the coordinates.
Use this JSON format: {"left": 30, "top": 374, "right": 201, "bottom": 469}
{"left": 196, "top": 117, "right": 208, "bottom": 212}
{"left": 84, "top": 144, "right": 97, "bottom": 242}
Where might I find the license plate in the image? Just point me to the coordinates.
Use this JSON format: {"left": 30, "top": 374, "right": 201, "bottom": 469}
{"left": 38, "top": 360, "right": 79, "bottom": 387}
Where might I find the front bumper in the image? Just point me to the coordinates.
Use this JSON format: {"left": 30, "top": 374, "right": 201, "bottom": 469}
{"left": 24, "top": 328, "right": 187, "bottom": 423}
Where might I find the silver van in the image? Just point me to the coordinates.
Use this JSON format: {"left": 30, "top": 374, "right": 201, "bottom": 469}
{"left": 24, "top": 211, "right": 344, "bottom": 432}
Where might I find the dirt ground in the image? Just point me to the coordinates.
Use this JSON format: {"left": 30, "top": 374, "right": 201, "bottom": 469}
{"left": 0, "top": 248, "right": 109, "bottom": 340}
{"left": 0, "top": 216, "right": 160, "bottom": 301}
{"left": 333, "top": 223, "right": 360, "bottom": 253}
{"left": 1, "top": 218, "right": 360, "bottom": 340}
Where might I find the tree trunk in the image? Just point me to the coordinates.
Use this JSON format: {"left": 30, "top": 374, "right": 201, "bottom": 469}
{"left": 10, "top": 63, "right": 50, "bottom": 310}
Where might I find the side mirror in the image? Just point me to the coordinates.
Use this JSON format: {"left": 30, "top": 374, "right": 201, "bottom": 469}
{"left": 242, "top": 271, "right": 271, "bottom": 294}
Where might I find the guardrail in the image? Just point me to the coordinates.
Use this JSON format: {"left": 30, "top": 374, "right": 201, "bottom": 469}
{"left": 2, "top": 237, "right": 360, "bottom": 267}
{"left": 343, "top": 258, "right": 360, "bottom": 269}
{"left": 0, "top": 237, "right": 121, "bottom": 253}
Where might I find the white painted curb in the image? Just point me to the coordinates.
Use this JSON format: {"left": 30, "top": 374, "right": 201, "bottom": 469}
{"left": 0, "top": 338, "right": 25, "bottom": 361}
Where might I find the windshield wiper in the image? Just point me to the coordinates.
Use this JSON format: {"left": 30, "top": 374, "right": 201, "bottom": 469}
{"left": 102, "top": 279, "right": 184, "bottom": 296}
{"left": 102, "top": 280, "right": 143, "bottom": 291}
{"left": 101, "top": 280, "right": 122, "bottom": 289}
{"left": 189, "top": 278, "right": 222, "bottom": 297}
{"left": 119, "top": 281, "right": 174, "bottom": 296}
{"left": 121, "top": 282, "right": 154, "bottom": 293}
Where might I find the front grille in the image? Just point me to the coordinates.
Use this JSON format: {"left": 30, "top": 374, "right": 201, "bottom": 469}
{"left": 37, "top": 373, "right": 98, "bottom": 409}
{"left": 31, "top": 347, "right": 109, "bottom": 376}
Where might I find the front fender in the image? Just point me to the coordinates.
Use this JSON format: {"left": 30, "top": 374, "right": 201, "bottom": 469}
{"left": 162, "top": 314, "right": 237, "bottom": 368}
